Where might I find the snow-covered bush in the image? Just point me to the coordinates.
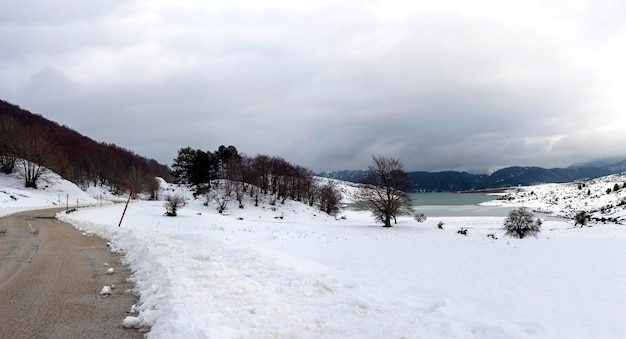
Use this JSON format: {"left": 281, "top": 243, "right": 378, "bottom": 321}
{"left": 574, "top": 211, "right": 589, "bottom": 227}
{"left": 165, "top": 194, "right": 185, "bottom": 216}
{"left": 503, "top": 207, "right": 541, "bottom": 239}
{"left": 209, "top": 189, "right": 231, "bottom": 214}
{"left": 414, "top": 212, "right": 427, "bottom": 223}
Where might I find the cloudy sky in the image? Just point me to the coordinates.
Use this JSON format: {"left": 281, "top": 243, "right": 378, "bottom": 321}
{"left": 1, "top": 1, "right": 626, "bottom": 173}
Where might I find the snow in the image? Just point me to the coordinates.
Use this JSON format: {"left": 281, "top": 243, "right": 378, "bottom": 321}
{"left": 100, "top": 285, "right": 113, "bottom": 296}
{"left": 483, "top": 173, "right": 626, "bottom": 222}
{"left": 2, "top": 171, "right": 626, "bottom": 338}
{"left": 0, "top": 170, "right": 100, "bottom": 217}
{"left": 123, "top": 315, "right": 142, "bottom": 329}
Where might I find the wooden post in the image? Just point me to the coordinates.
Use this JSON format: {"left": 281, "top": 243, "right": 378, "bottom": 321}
{"left": 118, "top": 187, "right": 135, "bottom": 227}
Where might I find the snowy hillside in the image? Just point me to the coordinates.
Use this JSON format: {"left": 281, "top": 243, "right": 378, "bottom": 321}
{"left": 0, "top": 171, "right": 102, "bottom": 217}
{"left": 484, "top": 172, "right": 626, "bottom": 223}
{"left": 52, "top": 178, "right": 626, "bottom": 339}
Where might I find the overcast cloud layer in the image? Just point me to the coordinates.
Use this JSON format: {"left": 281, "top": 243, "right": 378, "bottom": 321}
{"left": 1, "top": 1, "right": 625, "bottom": 173}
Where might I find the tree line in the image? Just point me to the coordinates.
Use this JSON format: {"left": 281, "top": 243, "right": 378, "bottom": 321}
{"left": 0, "top": 100, "right": 170, "bottom": 196}
{"left": 170, "top": 145, "right": 341, "bottom": 215}
{"left": 171, "top": 149, "right": 421, "bottom": 226}
{"left": 1, "top": 99, "right": 416, "bottom": 226}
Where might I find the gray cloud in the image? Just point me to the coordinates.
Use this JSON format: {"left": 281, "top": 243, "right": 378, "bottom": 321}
{"left": 2, "top": 1, "right": 626, "bottom": 173}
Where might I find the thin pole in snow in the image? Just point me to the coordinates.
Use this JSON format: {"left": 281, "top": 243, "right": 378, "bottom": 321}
{"left": 118, "top": 187, "right": 135, "bottom": 227}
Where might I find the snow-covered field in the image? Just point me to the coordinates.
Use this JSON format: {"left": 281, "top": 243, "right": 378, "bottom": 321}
{"left": 2, "top": 172, "right": 626, "bottom": 338}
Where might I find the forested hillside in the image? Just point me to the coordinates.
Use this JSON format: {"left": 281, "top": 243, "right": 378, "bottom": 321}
{"left": 0, "top": 99, "right": 170, "bottom": 195}
{"left": 320, "top": 164, "right": 625, "bottom": 192}
{"left": 169, "top": 146, "right": 342, "bottom": 215}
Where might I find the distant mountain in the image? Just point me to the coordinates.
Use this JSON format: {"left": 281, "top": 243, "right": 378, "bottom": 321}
{"left": 485, "top": 166, "right": 613, "bottom": 188}
{"left": 406, "top": 171, "right": 488, "bottom": 192}
{"left": 319, "top": 160, "right": 626, "bottom": 192}
{"left": 603, "top": 159, "right": 626, "bottom": 173}
{"left": 317, "top": 170, "right": 368, "bottom": 183}
{"left": 568, "top": 156, "right": 626, "bottom": 169}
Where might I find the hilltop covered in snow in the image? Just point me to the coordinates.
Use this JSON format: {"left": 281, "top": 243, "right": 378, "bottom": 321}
{"left": 485, "top": 172, "right": 626, "bottom": 223}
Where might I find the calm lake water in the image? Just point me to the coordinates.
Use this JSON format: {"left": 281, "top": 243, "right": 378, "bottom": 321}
{"left": 410, "top": 192, "right": 513, "bottom": 217}
{"left": 410, "top": 192, "right": 497, "bottom": 206}
{"left": 347, "top": 192, "right": 560, "bottom": 219}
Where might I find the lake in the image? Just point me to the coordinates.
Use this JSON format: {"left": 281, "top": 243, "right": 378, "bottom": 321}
{"left": 410, "top": 192, "right": 513, "bottom": 217}
{"left": 347, "top": 192, "right": 561, "bottom": 219}
{"left": 410, "top": 192, "right": 498, "bottom": 206}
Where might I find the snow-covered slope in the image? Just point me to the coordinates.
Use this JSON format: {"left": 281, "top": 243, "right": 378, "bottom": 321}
{"left": 484, "top": 172, "right": 626, "bottom": 223}
{"left": 53, "top": 179, "right": 626, "bottom": 339}
{"left": 2, "top": 170, "right": 625, "bottom": 338}
{"left": 0, "top": 171, "right": 99, "bottom": 217}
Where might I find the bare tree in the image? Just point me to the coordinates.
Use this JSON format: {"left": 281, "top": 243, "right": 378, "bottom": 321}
{"left": 228, "top": 156, "right": 246, "bottom": 208}
{"left": 147, "top": 176, "right": 161, "bottom": 201}
{"left": 208, "top": 180, "right": 232, "bottom": 214}
{"left": 12, "top": 128, "right": 58, "bottom": 188}
{"left": 0, "top": 116, "right": 17, "bottom": 174}
{"left": 353, "top": 155, "right": 413, "bottom": 227}
{"left": 123, "top": 164, "right": 153, "bottom": 196}
{"left": 503, "top": 207, "right": 542, "bottom": 238}
{"left": 252, "top": 154, "right": 270, "bottom": 194}
{"left": 164, "top": 194, "right": 186, "bottom": 216}
{"left": 318, "top": 181, "right": 342, "bottom": 216}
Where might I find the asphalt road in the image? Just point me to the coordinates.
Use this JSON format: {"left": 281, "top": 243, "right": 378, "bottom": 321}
{"left": 0, "top": 208, "right": 143, "bottom": 338}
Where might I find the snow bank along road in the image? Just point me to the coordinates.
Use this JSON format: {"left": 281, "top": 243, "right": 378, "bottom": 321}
{"left": 0, "top": 208, "right": 141, "bottom": 338}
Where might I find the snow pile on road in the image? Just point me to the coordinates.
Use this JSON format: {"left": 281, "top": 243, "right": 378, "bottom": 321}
{"left": 57, "top": 180, "right": 626, "bottom": 339}
{"left": 0, "top": 171, "right": 98, "bottom": 217}
{"left": 484, "top": 173, "right": 626, "bottom": 222}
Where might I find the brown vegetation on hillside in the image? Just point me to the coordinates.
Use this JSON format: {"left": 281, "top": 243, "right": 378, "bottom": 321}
{"left": 0, "top": 99, "right": 170, "bottom": 194}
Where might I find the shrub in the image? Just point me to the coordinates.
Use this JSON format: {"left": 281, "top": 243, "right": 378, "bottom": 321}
{"left": 414, "top": 212, "right": 427, "bottom": 223}
{"left": 165, "top": 194, "right": 185, "bottom": 216}
{"left": 574, "top": 211, "right": 589, "bottom": 227}
{"left": 318, "top": 182, "right": 342, "bottom": 216}
{"left": 503, "top": 207, "right": 541, "bottom": 239}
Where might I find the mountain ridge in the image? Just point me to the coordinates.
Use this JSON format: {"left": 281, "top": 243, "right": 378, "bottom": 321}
{"left": 319, "top": 162, "right": 626, "bottom": 192}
